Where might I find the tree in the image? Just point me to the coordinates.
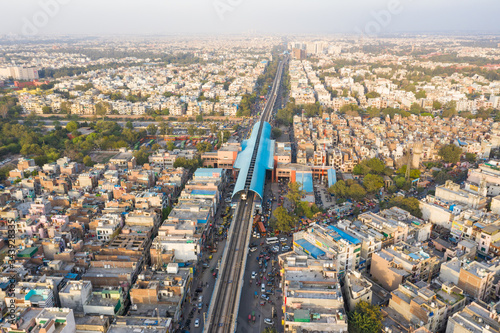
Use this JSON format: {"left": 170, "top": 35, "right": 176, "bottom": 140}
{"left": 187, "top": 124, "right": 196, "bottom": 136}
{"left": 397, "top": 165, "right": 420, "bottom": 179}
{"left": 83, "top": 155, "right": 93, "bottom": 167}
{"left": 410, "top": 102, "right": 423, "bottom": 114}
{"left": 353, "top": 163, "right": 370, "bottom": 176}
{"left": 0, "top": 104, "right": 8, "bottom": 118}
{"left": 262, "top": 328, "right": 277, "bottom": 333}
{"left": 60, "top": 101, "right": 72, "bottom": 114}
{"left": 415, "top": 90, "right": 427, "bottom": 99}
{"left": 285, "top": 182, "right": 305, "bottom": 211}
{"left": 272, "top": 206, "right": 295, "bottom": 233}
{"left": 166, "top": 141, "right": 175, "bottom": 151}
{"left": 433, "top": 100, "right": 442, "bottom": 110}
{"left": 66, "top": 121, "right": 78, "bottom": 132}
{"left": 271, "top": 128, "right": 282, "bottom": 139}
{"left": 196, "top": 141, "right": 212, "bottom": 153}
{"left": 329, "top": 180, "right": 347, "bottom": 198}
{"left": 126, "top": 121, "right": 134, "bottom": 130}
{"left": 95, "top": 101, "right": 111, "bottom": 119}
{"left": 347, "top": 183, "right": 367, "bottom": 201}
{"left": 438, "top": 144, "right": 462, "bottom": 164}
{"left": 386, "top": 196, "right": 422, "bottom": 218}
{"left": 133, "top": 147, "right": 150, "bottom": 165}
{"left": 195, "top": 114, "right": 203, "bottom": 122}
{"left": 348, "top": 301, "right": 382, "bottom": 333}
{"left": 353, "top": 158, "right": 386, "bottom": 175}
{"left": 363, "top": 174, "right": 384, "bottom": 193}
{"left": 42, "top": 106, "right": 52, "bottom": 114}
{"left": 465, "top": 152, "right": 476, "bottom": 163}
{"left": 365, "top": 91, "right": 380, "bottom": 99}
{"left": 147, "top": 124, "right": 158, "bottom": 136}
{"left": 442, "top": 101, "right": 457, "bottom": 118}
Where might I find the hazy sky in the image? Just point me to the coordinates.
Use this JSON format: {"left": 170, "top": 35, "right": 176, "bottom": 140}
{"left": 1, "top": 0, "right": 499, "bottom": 36}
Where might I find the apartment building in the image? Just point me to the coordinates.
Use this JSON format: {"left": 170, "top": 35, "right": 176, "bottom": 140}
{"left": 370, "top": 242, "right": 440, "bottom": 291}
{"left": 279, "top": 253, "right": 347, "bottom": 333}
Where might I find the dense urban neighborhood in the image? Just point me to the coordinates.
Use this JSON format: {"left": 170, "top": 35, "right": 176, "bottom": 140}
{"left": 1, "top": 34, "right": 500, "bottom": 333}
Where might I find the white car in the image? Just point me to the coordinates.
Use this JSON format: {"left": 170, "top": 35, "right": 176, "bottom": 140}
{"left": 264, "top": 318, "right": 274, "bottom": 325}
{"left": 280, "top": 237, "right": 287, "bottom": 242}
{"left": 251, "top": 271, "right": 257, "bottom": 279}
{"left": 271, "top": 246, "right": 279, "bottom": 252}
{"left": 282, "top": 246, "right": 290, "bottom": 252}
{"left": 194, "top": 318, "right": 200, "bottom": 327}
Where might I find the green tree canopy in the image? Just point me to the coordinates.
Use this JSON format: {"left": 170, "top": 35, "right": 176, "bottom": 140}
{"left": 442, "top": 101, "right": 457, "bottom": 118}
{"left": 353, "top": 158, "right": 388, "bottom": 176}
{"left": 386, "top": 196, "right": 422, "bottom": 218}
{"left": 83, "top": 155, "right": 93, "bottom": 167}
{"left": 348, "top": 301, "right": 383, "bottom": 333}
{"left": 285, "top": 182, "right": 305, "bottom": 210}
{"left": 363, "top": 174, "right": 384, "bottom": 193}
{"left": 365, "top": 91, "right": 380, "bottom": 99}
{"left": 66, "top": 121, "right": 78, "bottom": 132}
{"left": 347, "top": 183, "right": 367, "bottom": 201}
{"left": 196, "top": 141, "right": 213, "bottom": 153}
{"left": 438, "top": 144, "right": 462, "bottom": 164}
{"left": 272, "top": 206, "right": 295, "bottom": 233}
{"left": 465, "top": 152, "right": 476, "bottom": 163}
{"left": 133, "top": 147, "right": 150, "bottom": 165}
{"left": 147, "top": 124, "right": 157, "bottom": 136}
{"left": 433, "top": 100, "right": 442, "bottom": 110}
{"left": 166, "top": 141, "right": 175, "bottom": 151}
{"left": 271, "top": 128, "right": 282, "bottom": 139}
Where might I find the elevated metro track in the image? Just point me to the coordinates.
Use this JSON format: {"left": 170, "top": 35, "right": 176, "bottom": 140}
{"left": 204, "top": 56, "right": 287, "bottom": 333}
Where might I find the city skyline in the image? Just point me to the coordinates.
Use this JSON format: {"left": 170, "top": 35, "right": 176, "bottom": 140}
{"left": 0, "top": 0, "right": 499, "bottom": 37}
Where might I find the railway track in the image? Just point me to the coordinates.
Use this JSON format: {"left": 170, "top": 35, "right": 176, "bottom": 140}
{"left": 204, "top": 55, "right": 287, "bottom": 333}
{"left": 205, "top": 193, "right": 254, "bottom": 332}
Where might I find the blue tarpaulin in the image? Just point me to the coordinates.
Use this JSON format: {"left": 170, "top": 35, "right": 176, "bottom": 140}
{"left": 328, "top": 225, "right": 361, "bottom": 245}
{"left": 194, "top": 168, "right": 223, "bottom": 179}
{"left": 191, "top": 190, "right": 216, "bottom": 196}
{"left": 295, "top": 238, "right": 326, "bottom": 259}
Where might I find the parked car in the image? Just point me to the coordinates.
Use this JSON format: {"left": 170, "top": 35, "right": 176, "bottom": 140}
{"left": 282, "top": 245, "right": 290, "bottom": 252}
{"left": 264, "top": 318, "right": 274, "bottom": 325}
{"left": 261, "top": 294, "right": 269, "bottom": 301}
{"left": 251, "top": 271, "right": 257, "bottom": 279}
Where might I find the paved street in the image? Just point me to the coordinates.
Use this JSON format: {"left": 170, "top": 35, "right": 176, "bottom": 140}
{"left": 235, "top": 181, "right": 288, "bottom": 333}
{"left": 177, "top": 186, "right": 234, "bottom": 333}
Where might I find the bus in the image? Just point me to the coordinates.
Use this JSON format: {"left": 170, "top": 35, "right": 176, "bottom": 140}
{"left": 266, "top": 237, "right": 279, "bottom": 245}
{"left": 257, "top": 221, "right": 266, "bottom": 236}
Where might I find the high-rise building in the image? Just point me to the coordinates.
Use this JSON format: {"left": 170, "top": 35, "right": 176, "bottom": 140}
{"left": 0, "top": 66, "right": 39, "bottom": 80}
{"left": 292, "top": 48, "right": 306, "bottom": 60}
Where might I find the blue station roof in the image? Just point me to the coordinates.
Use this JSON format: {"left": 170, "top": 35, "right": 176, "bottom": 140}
{"left": 296, "top": 172, "right": 313, "bottom": 193}
{"left": 232, "top": 121, "right": 274, "bottom": 201}
{"left": 327, "top": 168, "right": 337, "bottom": 188}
